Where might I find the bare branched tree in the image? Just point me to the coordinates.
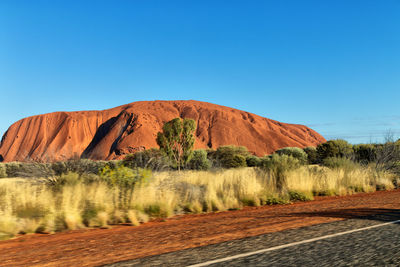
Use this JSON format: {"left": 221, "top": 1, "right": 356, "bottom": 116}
{"left": 375, "top": 131, "right": 400, "bottom": 174}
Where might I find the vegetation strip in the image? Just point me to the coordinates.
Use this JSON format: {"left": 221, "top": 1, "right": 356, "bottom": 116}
{"left": 1, "top": 119, "right": 399, "bottom": 240}
{"left": 188, "top": 219, "right": 400, "bottom": 267}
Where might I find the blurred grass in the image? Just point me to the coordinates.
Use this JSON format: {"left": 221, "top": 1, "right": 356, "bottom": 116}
{"left": 0, "top": 165, "right": 396, "bottom": 240}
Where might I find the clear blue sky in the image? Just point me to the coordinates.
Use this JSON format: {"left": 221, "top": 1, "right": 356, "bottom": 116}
{"left": 1, "top": 0, "right": 399, "bottom": 144}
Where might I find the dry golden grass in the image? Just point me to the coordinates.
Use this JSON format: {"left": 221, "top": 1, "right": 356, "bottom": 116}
{"left": 0, "top": 165, "right": 396, "bottom": 240}
{"left": 286, "top": 165, "right": 395, "bottom": 196}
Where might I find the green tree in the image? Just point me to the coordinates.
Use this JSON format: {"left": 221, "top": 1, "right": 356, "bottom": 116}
{"left": 156, "top": 118, "right": 196, "bottom": 171}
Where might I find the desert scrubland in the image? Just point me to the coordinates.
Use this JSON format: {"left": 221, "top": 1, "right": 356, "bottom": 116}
{"left": 0, "top": 152, "right": 398, "bottom": 240}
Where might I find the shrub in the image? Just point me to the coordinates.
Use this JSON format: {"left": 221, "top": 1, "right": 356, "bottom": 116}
{"left": 288, "top": 191, "right": 314, "bottom": 202}
{"left": 100, "top": 165, "right": 150, "bottom": 189}
{"left": 46, "top": 172, "right": 82, "bottom": 191}
{"left": 100, "top": 165, "right": 152, "bottom": 209}
{"left": 81, "top": 201, "right": 108, "bottom": 227}
{"left": 186, "top": 150, "right": 211, "bottom": 170}
{"left": 322, "top": 157, "right": 359, "bottom": 171}
{"left": 0, "top": 163, "right": 7, "bottom": 178}
{"left": 353, "top": 144, "right": 376, "bottom": 164}
{"left": 5, "top": 162, "right": 54, "bottom": 177}
{"left": 275, "top": 147, "right": 308, "bottom": 164}
{"left": 144, "top": 203, "right": 173, "bottom": 218}
{"left": 46, "top": 172, "right": 104, "bottom": 192}
{"left": 224, "top": 154, "right": 247, "bottom": 168}
{"left": 260, "top": 193, "right": 289, "bottom": 205}
{"left": 51, "top": 159, "right": 110, "bottom": 176}
{"left": 123, "top": 149, "right": 170, "bottom": 171}
{"left": 375, "top": 141, "right": 400, "bottom": 174}
{"left": 303, "top": 146, "right": 319, "bottom": 164}
{"left": 260, "top": 154, "right": 300, "bottom": 191}
{"left": 317, "top": 139, "right": 353, "bottom": 160}
{"left": 260, "top": 154, "right": 300, "bottom": 172}
{"left": 246, "top": 155, "right": 261, "bottom": 167}
{"left": 208, "top": 146, "right": 250, "bottom": 168}
{"left": 14, "top": 203, "right": 48, "bottom": 220}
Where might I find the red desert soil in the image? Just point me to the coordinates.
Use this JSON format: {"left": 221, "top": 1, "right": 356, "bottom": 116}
{"left": 0, "top": 189, "right": 399, "bottom": 267}
{"left": 0, "top": 100, "right": 325, "bottom": 162}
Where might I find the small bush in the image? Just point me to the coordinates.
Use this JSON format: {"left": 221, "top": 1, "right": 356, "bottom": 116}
{"left": 186, "top": 150, "right": 211, "bottom": 170}
{"left": 224, "top": 154, "right": 247, "bottom": 168}
{"left": 50, "top": 162, "right": 68, "bottom": 176}
{"left": 5, "top": 162, "right": 54, "bottom": 178}
{"left": 275, "top": 147, "right": 308, "bottom": 164}
{"left": 313, "top": 189, "right": 337, "bottom": 197}
{"left": 303, "top": 146, "right": 319, "bottom": 164}
{"left": 100, "top": 165, "right": 151, "bottom": 189}
{"left": 100, "top": 165, "right": 152, "bottom": 209}
{"left": 392, "top": 176, "right": 400, "bottom": 189}
{"left": 260, "top": 154, "right": 300, "bottom": 191}
{"left": 15, "top": 203, "right": 48, "bottom": 219}
{"left": 288, "top": 191, "right": 313, "bottom": 202}
{"left": 260, "top": 154, "right": 301, "bottom": 172}
{"left": 322, "top": 157, "right": 358, "bottom": 171}
{"left": 317, "top": 139, "right": 354, "bottom": 160}
{"left": 0, "top": 159, "right": 113, "bottom": 178}
{"left": 144, "top": 203, "right": 173, "bottom": 218}
{"left": 81, "top": 201, "right": 108, "bottom": 227}
{"left": 374, "top": 141, "right": 400, "bottom": 174}
{"left": 46, "top": 172, "right": 82, "bottom": 191}
{"left": 0, "top": 163, "right": 7, "bottom": 178}
{"left": 51, "top": 159, "right": 110, "bottom": 176}
{"left": 353, "top": 144, "right": 376, "bottom": 164}
{"left": 240, "top": 197, "right": 260, "bottom": 207}
{"left": 246, "top": 155, "right": 261, "bottom": 167}
{"left": 82, "top": 201, "right": 99, "bottom": 226}
{"left": 183, "top": 201, "right": 203, "bottom": 213}
{"left": 123, "top": 149, "right": 170, "bottom": 171}
{"left": 209, "top": 146, "right": 249, "bottom": 168}
{"left": 260, "top": 193, "right": 289, "bottom": 205}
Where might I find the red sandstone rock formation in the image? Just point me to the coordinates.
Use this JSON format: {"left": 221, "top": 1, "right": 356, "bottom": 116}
{"left": 0, "top": 100, "right": 326, "bottom": 162}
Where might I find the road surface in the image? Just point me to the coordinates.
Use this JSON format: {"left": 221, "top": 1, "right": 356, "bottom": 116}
{"left": 107, "top": 212, "right": 400, "bottom": 266}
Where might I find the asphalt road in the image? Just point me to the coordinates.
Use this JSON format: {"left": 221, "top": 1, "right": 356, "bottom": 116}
{"left": 106, "top": 211, "right": 400, "bottom": 266}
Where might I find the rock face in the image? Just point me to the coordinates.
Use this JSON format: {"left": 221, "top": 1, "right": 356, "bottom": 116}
{"left": 0, "top": 100, "right": 326, "bottom": 162}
